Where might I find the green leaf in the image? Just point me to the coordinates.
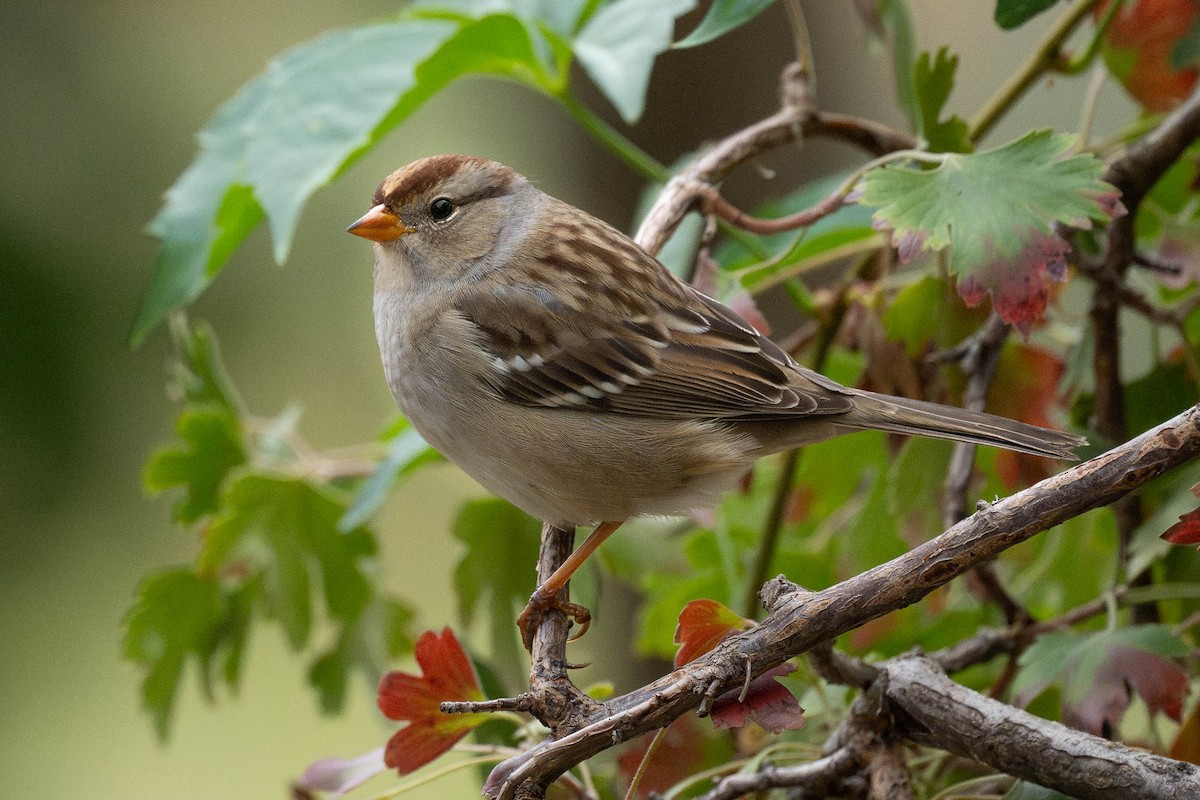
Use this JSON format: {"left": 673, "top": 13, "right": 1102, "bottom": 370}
{"left": 415, "top": 0, "right": 591, "bottom": 37}
{"left": 144, "top": 406, "right": 246, "bottom": 524}
{"left": 674, "top": 0, "right": 775, "bottom": 49}
{"left": 858, "top": 130, "right": 1119, "bottom": 330}
{"left": 452, "top": 498, "right": 541, "bottom": 677}
{"left": 860, "top": 131, "right": 1113, "bottom": 265}
{"left": 639, "top": 530, "right": 737, "bottom": 658}
{"left": 339, "top": 420, "right": 441, "bottom": 531}
{"left": 167, "top": 317, "right": 242, "bottom": 411}
{"left": 1107, "top": 622, "right": 1191, "bottom": 658}
{"left": 994, "top": 0, "right": 1061, "bottom": 30}
{"left": 308, "top": 645, "right": 350, "bottom": 713}
{"left": 573, "top": 0, "right": 696, "bottom": 123}
{"left": 913, "top": 48, "right": 971, "bottom": 153}
{"left": 1172, "top": 14, "right": 1200, "bottom": 70}
{"left": 882, "top": 274, "right": 986, "bottom": 358}
{"left": 133, "top": 18, "right": 453, "bottom": 344}
{"left": 714, "top": 172, "right": 878, "bottom": 288}
{"left": 201, "top": 474, "right": 376, "bottom": 647}
{"left": 134, "top": 11, "right": 562, "bottom": 344}
{"left": 123, "top": 569, "right": 224, "bottom": 740}
{"left": 1129, "top": 471, "right": 1200, "bottom": 578}
{"left": 886, "top": 436, "right": 952, "bottom": 521}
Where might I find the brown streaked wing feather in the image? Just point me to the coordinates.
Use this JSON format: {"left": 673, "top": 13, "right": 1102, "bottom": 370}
{"left": 455, "top": 203, "right": 855, "bottom": 419}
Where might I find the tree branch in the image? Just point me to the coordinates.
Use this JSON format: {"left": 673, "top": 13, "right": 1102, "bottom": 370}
{"left": 485, "top": 403, "right": 1200, "bottom": 798}
{"left": 883, "top": 655, "right": 1200, "bottom": 800}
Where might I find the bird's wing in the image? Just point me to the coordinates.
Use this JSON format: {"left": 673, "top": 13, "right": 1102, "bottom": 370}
{"left": 454, "top": 208, "right": 854, "bottom": 420}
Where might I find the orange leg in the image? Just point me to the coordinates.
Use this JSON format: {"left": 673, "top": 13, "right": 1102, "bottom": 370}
{"left": 518, "top": 520, "right": 624, "bottom": 650}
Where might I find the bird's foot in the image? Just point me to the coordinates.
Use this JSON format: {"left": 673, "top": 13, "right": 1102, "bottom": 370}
{"left": 518, "top": 585, "right": 592, "bottom": 651}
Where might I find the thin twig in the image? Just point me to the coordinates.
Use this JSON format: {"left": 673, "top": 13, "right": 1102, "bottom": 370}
{"left": 635, "top": 64, "right": 915, "bottom": 257}
{"left": 695, "top": 748, "right": 862, "bottom": 800}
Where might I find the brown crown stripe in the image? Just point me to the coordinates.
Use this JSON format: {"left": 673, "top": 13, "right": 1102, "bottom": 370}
{"left": 372, "top": 155, "right": 516, "bottom": 208}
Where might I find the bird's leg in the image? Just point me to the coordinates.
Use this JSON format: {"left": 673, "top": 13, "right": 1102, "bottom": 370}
{"left": 518, "top": 520, "right": 624, "bottom": 650}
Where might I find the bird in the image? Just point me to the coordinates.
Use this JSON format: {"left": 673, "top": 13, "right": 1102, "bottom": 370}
{"left": 348, "top": 154, "right": 1085, "bottom": 645}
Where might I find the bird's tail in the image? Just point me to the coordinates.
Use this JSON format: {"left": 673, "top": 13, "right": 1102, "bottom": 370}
{"left": 840, "top": 391, "right": 1086, "bottom": 459}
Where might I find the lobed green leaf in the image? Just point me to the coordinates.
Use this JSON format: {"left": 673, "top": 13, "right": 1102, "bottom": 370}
{"left": 144, "top": 407, "right": 246, "bottom": 525}
{"left": 912, "top": 48, "right": 972, "bottom": 153}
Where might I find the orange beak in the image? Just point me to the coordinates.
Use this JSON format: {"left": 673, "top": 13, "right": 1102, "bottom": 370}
{"left": 347, "top": 204, "right": 410, "bottom": 242}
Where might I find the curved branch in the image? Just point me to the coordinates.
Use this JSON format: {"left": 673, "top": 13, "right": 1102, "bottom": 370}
{"left": 634, "top": 64, "right": 915, "bottom": 257}
{"left": 486, "top": 403, "right": 1200, "bottom": 798}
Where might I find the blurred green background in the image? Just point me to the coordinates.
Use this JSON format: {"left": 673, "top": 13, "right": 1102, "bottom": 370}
{"left": 0, "top": 2, "right": 1131, "bottom": 797}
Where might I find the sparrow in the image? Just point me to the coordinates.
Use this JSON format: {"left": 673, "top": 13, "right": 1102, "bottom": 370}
{"left": 349, "top": 154, "right": 1084, "bottom": 644}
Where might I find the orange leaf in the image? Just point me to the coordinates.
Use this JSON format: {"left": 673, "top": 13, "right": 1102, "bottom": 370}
{"left": 377, "top": 627, "right": 487, "bottom": 774}
{"left": 674, "top": 599, "right": 750, "bottom": 668}
{"left": 1171, "top": 702, "right": 1200, "bottom": 764}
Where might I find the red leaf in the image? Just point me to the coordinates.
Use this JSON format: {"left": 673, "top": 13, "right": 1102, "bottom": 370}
{"left": 376, "top": 627, "right": 487, "bottom": 774}
{"left": 957, "top": 232, "right": 1070, "bottom": 335}
{"left": 1098, "top": 0, "right": 1200, "bottom": 112}
{"left": 710, "top": 664, "right": 806, "bottom": 733}
{"left": 1067, "top": 642, "right": 1189, "bottom": 735}
{"left": 1163, "top": 507, "right": 1200, "bottom": 544}
{"left": 674, "top": 599, "right": 750, "bottom": 668}
{"left": 988, "top": 344, "right": 1071, "bottom": 489}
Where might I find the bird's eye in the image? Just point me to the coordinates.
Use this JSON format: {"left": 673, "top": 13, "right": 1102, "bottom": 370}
{"left": 429, "top": 197, "right": 455, "bottom": 221}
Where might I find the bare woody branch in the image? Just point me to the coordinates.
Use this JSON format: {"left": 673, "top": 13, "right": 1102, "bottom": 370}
{"left": 884, "top": 655, "right": 1200, "bottom": 800}
{"left": 634, "top": 63, "right": 915, "bottom": 257}
{"left": 486, "top": 402, "right": 1200, "bottom": 799}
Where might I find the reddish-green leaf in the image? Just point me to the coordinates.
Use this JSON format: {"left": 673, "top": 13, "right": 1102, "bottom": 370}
{"left": 858, "top": 131, "right": 1123, "bottom": 332}
{"left": 987, "top": 343, "right": 1072, "bottom": 488}
{"left": 1014, "top": 625, "right": 1189, "bottom": 735}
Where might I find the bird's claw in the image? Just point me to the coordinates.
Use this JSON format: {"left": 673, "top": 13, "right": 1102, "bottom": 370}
{"left": 518, "top": 587, "right": 592, "bottom": 651}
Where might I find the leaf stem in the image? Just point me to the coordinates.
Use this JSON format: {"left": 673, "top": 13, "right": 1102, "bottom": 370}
{"left": 1061, "top": 0, "right": 1120, "bottom": 75}
{"left": 623, "top": 726, "right": 667, "bottom": 800}
{"left": 558, "top": 93, "right": 668, "bottom": 182}
{"left": 783, "top": 0, "right": 814, "bottom": 87}
{"left": 968, "top": 0, "right": 1099, "bottom": 142}
{"left": 363, "top": 754, "right": 505, "bottom": 800}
